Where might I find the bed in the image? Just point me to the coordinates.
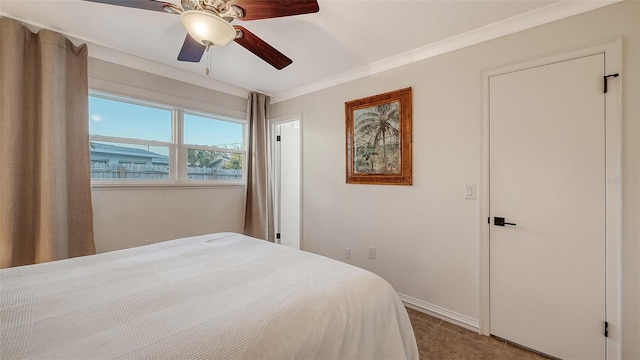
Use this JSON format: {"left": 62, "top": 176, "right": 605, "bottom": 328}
{"left": 1, "top": 232, "right": 418, "bottom": 359}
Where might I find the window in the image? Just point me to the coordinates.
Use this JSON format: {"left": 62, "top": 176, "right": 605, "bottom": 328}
{"left": 183, "top": 113, "right": 244, "bottom": 181}
{"left": 89, "top": 93, "right": 245, "bottom": 184}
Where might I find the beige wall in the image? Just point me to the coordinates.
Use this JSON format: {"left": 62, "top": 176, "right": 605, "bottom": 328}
{"left": 88, "top": 59, "right": 248, "bottom": 253}
{"left": 91, "top": 187, "right": 245, "bottom": 253}
{"left": 88, "top": 58, "right": 246, "bottom": 120}
{"left": 271, "top": 1, "right": 640, "bottom": 357}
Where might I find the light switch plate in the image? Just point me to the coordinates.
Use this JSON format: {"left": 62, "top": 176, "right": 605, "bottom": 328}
{"left": 464, "top": 184, "right": 476, "bottom": 200}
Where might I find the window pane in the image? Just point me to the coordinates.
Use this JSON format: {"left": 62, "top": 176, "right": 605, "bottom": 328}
{"left": 90, "top": 141, "right": 169, "bottom": 180}
{"left": 184, "top": 114, "right": 243, "bottom": 148}
{"left": 89, "top": 97, "right": 171, "bottom": 142}
{"left": 187, "top": 149, "right": 243, "bottom": 180}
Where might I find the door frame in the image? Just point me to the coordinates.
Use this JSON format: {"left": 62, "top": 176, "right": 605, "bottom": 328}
{"left": 270, "top": 113, "right": 304, "bottom": 248}
{"left": 479, "top": 38, "right": 622, "bottom": 359}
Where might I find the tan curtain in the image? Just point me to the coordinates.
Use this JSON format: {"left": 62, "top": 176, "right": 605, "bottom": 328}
{"left": 0, "top": 18, "right": 95, "bottom": 268}
{"left": 243, "top": 92, "right": 274, "bottom": 241}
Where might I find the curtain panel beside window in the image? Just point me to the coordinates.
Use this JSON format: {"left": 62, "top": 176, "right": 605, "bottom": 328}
{"left": 0, "top": 18, "right": 95, "bottom": 268}
{"left": 243, "top": 92, "right": 274, "bottom": 241}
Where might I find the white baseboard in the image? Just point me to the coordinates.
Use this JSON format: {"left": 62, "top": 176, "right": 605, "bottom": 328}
{"left": 398, "top": 293, "right": 480, "bottom": 333}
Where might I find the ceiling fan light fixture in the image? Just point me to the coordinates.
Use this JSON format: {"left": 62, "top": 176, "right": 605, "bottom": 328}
{"left": 180, "top": 10, "right": 236, "bottom": 47}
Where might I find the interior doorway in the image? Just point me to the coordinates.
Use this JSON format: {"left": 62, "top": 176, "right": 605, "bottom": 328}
{"left": 480, "top": 40, "right": 622, "bottom": 359}
{"left": 490, "top": 53, "right": 605, "bottom": 359}
{"left": 272, "top": 117, "right": 301, "bottom": 249}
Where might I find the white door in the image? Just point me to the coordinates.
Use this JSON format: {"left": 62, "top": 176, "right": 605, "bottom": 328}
{"left": 274, "top": 121, "right": 301, "bottom": 249}
{"left": 489, "top": 54, "right": 606, "bottom": 359}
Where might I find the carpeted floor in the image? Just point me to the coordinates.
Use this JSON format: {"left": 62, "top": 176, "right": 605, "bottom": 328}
{"left": 406, "top": 307, "right": 551, "bottom": 360}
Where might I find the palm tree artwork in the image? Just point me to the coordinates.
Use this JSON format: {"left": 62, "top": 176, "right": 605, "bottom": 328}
{"left": 352, "top": 101, "right": 401, "bottom": 174}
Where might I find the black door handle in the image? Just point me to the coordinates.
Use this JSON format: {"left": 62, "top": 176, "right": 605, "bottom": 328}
{"left": 494, "top": 217, "right": 516, "bottom": 226}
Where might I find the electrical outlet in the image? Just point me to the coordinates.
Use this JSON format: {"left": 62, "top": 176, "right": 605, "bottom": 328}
{"left": 368, "top": 246, "right": 376, "bottom": 260}
{"left": 344, "top": 248, "right": 350, "bottom": 259}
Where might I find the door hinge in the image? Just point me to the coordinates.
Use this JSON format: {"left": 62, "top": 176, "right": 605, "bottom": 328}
{"left": 488, "top": 217, "right": 490, "bottom": 224}
{"left": 604, "top": 321, "right": 609, "bottom": 337}
{"left": 603, "top": 73, "right": 619, "bottom": 94}
{"left": 276, "top": 135, "right": 281, "bottom": 141}
{"left": 276, "top": 233, "right": 281, "bottom": 239}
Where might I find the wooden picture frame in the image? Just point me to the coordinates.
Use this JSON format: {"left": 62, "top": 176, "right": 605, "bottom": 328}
{"left": 345, "top": 87, "right": 412, "bottom": 185}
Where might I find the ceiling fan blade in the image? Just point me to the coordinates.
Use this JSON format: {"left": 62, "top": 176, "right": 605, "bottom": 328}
{"left": 228, "top": 0, "right": 319, "bottom": 21}
{"left": 82, "top": 0, "right": 177, "bottom": 13}
{"left": 233, "top": 26, "right": 292, "bottom": 70}
{"left": 177, "top": 34, "right": 206, "bottom": 62}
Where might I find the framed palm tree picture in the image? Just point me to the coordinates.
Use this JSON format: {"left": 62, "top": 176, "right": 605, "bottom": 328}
{"left": 345, "top": 87, "right": 412, "bottom": 185}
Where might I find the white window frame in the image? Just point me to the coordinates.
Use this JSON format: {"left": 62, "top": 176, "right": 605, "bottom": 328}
{"left": 89, "top": 91, "right": 247, "bottom": 188}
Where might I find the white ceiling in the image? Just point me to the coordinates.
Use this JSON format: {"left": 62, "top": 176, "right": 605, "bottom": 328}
{"left": 0, "top": 0, "right": 618, "bottom": 102}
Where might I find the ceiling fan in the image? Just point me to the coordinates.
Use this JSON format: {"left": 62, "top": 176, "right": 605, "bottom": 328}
{"left": 83, "top": 0, "right": 320, "bottom": 70}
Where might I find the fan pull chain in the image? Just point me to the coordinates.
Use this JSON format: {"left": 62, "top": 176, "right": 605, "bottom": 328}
{"left": 204, "top": 41, "right": 212, "bottom": 76}
{"left": 206, "top": 47, "right": 211, "bottom": 76}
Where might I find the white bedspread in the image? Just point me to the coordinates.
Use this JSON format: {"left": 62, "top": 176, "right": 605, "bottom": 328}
{"left": 1, "top": 233, "right": 418, "bottom": 359}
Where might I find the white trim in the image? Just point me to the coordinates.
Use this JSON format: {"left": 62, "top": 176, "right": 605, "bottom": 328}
{"left": 480, "top": 71, "right": 491, "bottom": 337}
{"left": 174, "top": 109, "right": 184, "bottom": 182}
{"left": 271, "top": 0, "right": 621, "bottom": 103}
{"left": 398, "top": 293, "right": 479, "bottom": 332}
{"left": 91, "top": 183, "right": 244, "bottom": 191}
{"left": 480, "top": 38, "right": 622, "bottom": 359}
{"left": 604, "top": 38, "right": 623, "bottom": 360}
{"left": 90, "top": 178, "right": 245, "bottom": 188}
{"left": 271, "top": 113, "right": 303, "bottom": 126}
{"left": 89, "top": 135, "right": 172, "bottom": 148}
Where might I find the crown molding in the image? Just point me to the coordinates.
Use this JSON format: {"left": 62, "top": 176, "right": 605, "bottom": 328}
{"left": 2, "top": 0, "right": 622, "bottom": 103}
{"left": 271, "top": 0, "right": 622, "bottom": 103}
